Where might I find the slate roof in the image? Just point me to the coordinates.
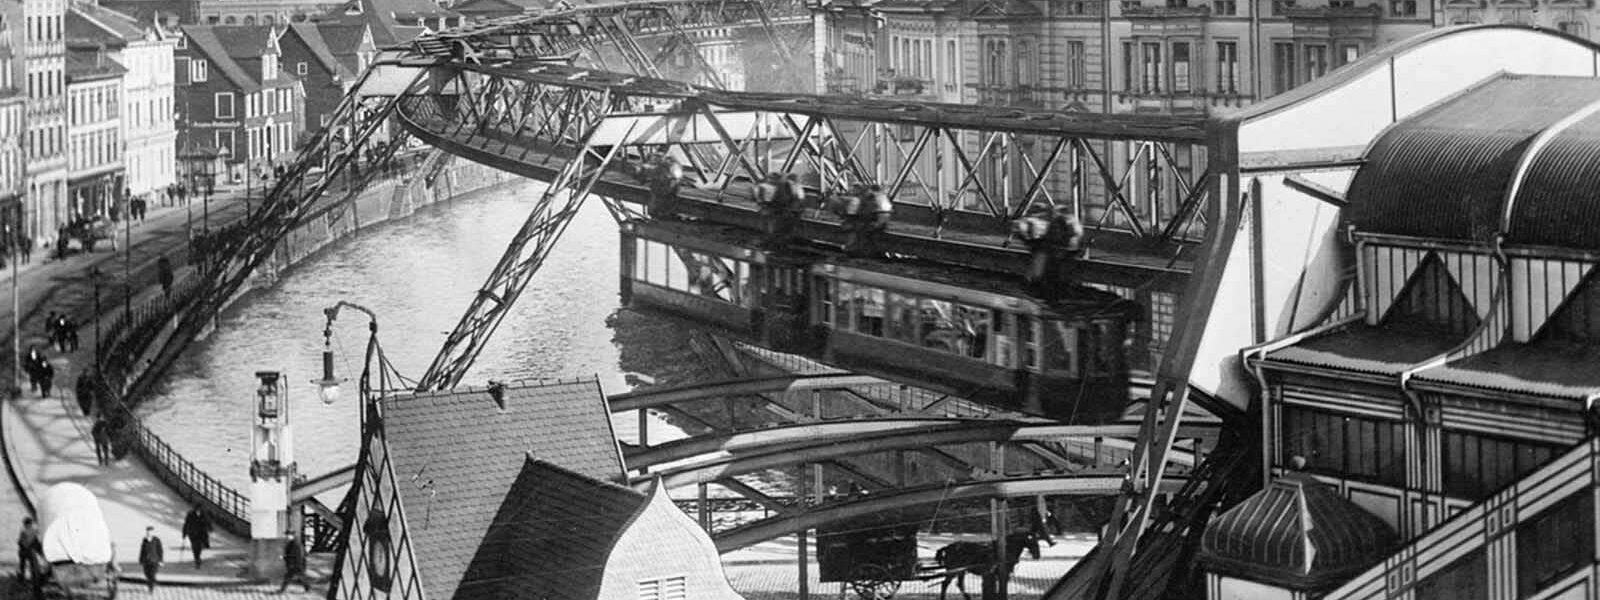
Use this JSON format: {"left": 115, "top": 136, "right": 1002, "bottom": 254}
{"left": 317, "top": 0, "right": 456, "bottom": 47}
{"left": 1199, "top": 472, "right": 1397, "bottom": 590}
{"left": 319, "top": 24, "right": 372, "bottom": 74}
{"left": 66, "top": 50, "right": 127, "bottom": 82}
{"left": 181, "top": 25, "right": 268, "bottom": 92}
{"left": 456, "top": 458, "right": 649, "bottom": 600}
{"left": 1263, "top": 325, "right": 1460, "bottom": 378}
{"left": 1412, "top": 339, "right": 1600, "bottom": 401}
{"left": 381, "top": 378, "right": 625, "bottom": 600}
{"left": 285, "top": 23, "right": 357, "bottom": 80}
{"left": 66, "top": 4, "right": 147, "bottom": 49}
{"left": 1344, "top": 74, "right": 1600, "bottom": 244}
{"left": 98, "top": 0, "right": 189, "bottom": 30}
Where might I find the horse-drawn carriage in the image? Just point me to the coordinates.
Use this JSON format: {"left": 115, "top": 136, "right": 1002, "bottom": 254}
{"left": 818, "top": 513, "right": 1049, "bottom": 600}
{"left": 24, "top": 483, "right": 119, "bottom": 599}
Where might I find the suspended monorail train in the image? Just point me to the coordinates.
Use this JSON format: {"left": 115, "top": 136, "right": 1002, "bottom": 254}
{"left": 618, "top": 219, "right": 1142, "bottom": 424}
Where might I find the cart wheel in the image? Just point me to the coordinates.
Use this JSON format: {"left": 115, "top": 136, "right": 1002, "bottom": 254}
{"left": 848, "top": 564, "right": 900, "bottom": 600}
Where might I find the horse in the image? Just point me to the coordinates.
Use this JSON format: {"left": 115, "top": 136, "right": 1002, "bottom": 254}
{"left": 932, "top": 528, "right": 1046, "bottom": 600}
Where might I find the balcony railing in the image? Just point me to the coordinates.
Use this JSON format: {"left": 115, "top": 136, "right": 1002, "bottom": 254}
{"left": 966, "top": 84, "right": 1059, "bottom": 108}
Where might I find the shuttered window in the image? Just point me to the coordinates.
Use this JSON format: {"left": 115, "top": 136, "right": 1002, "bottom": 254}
{"left": 638, "top": 576, "right": 687, "bottom": 600}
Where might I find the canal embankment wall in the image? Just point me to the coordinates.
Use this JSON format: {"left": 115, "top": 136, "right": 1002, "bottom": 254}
{"left": 7, "top": 152, "right": 521, "bottom": 537}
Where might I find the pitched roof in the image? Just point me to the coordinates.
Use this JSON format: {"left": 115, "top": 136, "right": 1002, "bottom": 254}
{"left": 66, "top": 50, "right": 127, "bottom": 82}
{"left": 285, "top": 23, "right": 357, "bottom": 80}
{"left": 457, "top": 458, "right": 649, "bottom": 600}
{"left": 180, "top": 25, "right": 265, "bottom": 91}
{"left": 98, "top": 0, "right": 189, "bottom": 30}
{"left": 381, "top": 378, "right": 625, "bottom": 600}
{"left": 66, "top": 4, "right": 147, "bottom": 49}
{"left": 317, "top": 0, "right": 456, "bottom": 47}
{"left": 1263, "top": 325, "right": 1460, "bottom": 378}
{"left": 1199, "top": 472, "right": 1397, "bottom": 589}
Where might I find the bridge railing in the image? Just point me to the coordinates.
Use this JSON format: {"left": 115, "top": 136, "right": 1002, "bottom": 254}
{"left": 86, "top": 244, "right": 257, "bottom": 536}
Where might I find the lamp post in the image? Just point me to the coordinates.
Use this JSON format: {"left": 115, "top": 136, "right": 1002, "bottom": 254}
{"left": 8, "top": 221, "right": 18, "bottom": 393}
{"left": 122, "top": 187, "right": 131, "bottom": 320}
{"left": 248, "top": 369, "right": 295, "bottom": 580}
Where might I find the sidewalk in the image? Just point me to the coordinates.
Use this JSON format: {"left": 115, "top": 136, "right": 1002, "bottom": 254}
{"left": 0, "top": 189, "right": 330, "bottom": 598}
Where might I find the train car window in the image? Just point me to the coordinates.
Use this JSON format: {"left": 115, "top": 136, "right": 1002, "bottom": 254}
{"left": 646, "top": 241, "right": 669, "bottom": 287}
{"left": 1022, "top": 318, "right": 1041, "bottom": 370}
{"left": 887, "top": 293, "right": 919, "bottom": 343}
{"left": 857, "top": 288, "right": 886, "bottom": 336}
{"left": 955, "top": 305, "right": 990, "bottom": 360}
{"left": 816, "top": 278, "right": 834, "bottom": 326}
{"left": 633, "top": 238, "right": 647, "bottom": 280}
{"left": 835, "top": 281, "right": 855, "bottom": 330}
{"left": 666, "top": 249, "right": 691, "bottom": 292}
{"left": 1042, "top": 320, "right": 1080, "bottom": 377}
{"left": 992, "top": 312, "right": 1018, "bottom": 368}
{"left": 736, "top": 261, "right": 750, "bottom": 305}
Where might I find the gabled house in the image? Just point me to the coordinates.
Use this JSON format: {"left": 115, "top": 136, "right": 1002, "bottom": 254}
{"left": 174, "top": 25, "right": 303, "bottom": 187}
{"left": 66, "top": 2, "right": 178, "bottom": 200}
{"left": 329, "top": 378, "right": 746, "bottom": 600}
{"left": 314, "top": 0, "right": 458, "bottom": 50}
{"left": 277, "top": 22, "right": 374, "bottom": 132}
{"left": 0, "top": 0, "right": 27, "bottom": 244}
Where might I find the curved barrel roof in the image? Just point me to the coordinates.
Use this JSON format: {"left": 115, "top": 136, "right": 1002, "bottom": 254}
{"left": 1345, "top": 74, "right": 1600, "bottom": 244}
{"left": 1504, "top": 109, "right": 1600, "bottom": 248}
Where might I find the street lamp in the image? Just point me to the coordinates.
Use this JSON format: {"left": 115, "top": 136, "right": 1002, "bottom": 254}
{"left": 90, "top": 267, "right": 102, "bottom": 366}
{"left": 314, "top": 300, "right": 381, "bottom": 410}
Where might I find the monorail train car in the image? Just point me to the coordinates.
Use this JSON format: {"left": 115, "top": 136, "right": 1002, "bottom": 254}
{"left": 33, "top": 482, "right": 119, "bottom": 599}
{"left": 618, "top": 219, "right": 1142, "bottom": 424}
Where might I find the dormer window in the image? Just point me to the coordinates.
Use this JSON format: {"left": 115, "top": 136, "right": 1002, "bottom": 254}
{"left": 263, "top": 54, "right": 277, "bottom": 81}
{"left": 175, "top": 34, "right": 186, "bottom": 50}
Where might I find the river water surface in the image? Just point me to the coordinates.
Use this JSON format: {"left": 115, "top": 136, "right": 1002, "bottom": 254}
{"left": 136, "top": 178, "right": 685, "bottom": 492}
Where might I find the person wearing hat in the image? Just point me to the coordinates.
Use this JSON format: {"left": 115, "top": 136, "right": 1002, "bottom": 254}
{"left": 1039, "top": 206, "right": 1084, "bottom": 301}
{"left": 138, "top": 526, "right": 164, "bottom": 592}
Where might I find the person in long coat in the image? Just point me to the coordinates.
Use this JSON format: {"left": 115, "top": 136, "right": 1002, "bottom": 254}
{"left": 181, "top": 506, "right": 212, "bottom": 568}
{"left": 138, "top": 526, "right": 163, "bottom": 592}
{"left": 277, "top": 533, "right": 311, "bottom": 593}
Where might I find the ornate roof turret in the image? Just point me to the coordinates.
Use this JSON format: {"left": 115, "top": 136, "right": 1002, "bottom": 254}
{"left": 1198, "top": 470, "right": 1398, "bottom": 591}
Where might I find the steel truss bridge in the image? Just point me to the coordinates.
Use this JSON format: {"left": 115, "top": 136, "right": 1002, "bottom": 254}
{"left": 159, "top": 2, "right": 1255, "bottom": 598}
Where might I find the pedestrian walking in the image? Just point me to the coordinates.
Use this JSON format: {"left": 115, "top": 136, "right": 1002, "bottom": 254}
{"left": 23, "top": 347, "right": 46, "bottom": 392}
{"left": 75, "top": 373, "right": 96, "bottom": 416}
{"left": 181, "top": 506, "right": 212, "bottom": 568}
{"left": 277, "top": 532, "right": 311, "bottom": 593}
{"left": 90, "top": 419, "right": 111, "bottom": 465}
{"left": 16, "top": 516, "right": 42, "bottom": 586}
{"left": 37, "top": 360, "right": 54, "bottom": 398}
{"left": 43, "top": 311, "right": 58, "bottom": 348}
{"left": 63, "top": 316, "right": 79, "bottom": 351}
{"left": 138, "top": 526, "right": 163, "bottom": 592}
{"left": 157, "top": 256, "right": 174, "bottom": 297}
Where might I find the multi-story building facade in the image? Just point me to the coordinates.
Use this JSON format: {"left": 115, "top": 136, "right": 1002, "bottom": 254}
{"left": 277, "top": 22, "right": 373, "bottom": 131}
{"left": 23, "top": 0, "right": 68, "bottom": 247}
{"left": 0, "top": 0, "right": 27, "bottom": 248}
{"left": 67, "top": 2, "right": 176, "bottom": 201}
{"left": 174, "top": 25, "right": 304, "bottom": 187}
{"left": 64, "top": 47, "right": 122, "bottom": 218}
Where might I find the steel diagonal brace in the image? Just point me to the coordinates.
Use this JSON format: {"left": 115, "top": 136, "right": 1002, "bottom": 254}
{"left": 884, "top": 127, "right": 935, "bottom": 202}
{"left": 1009, "top": 137, "right": 1069, "bottom": 220}
{"left": 1097, "top": 380, "right": 1193, "bottom": 600}
{"left": 417, "top": 124, "right": 635, "bottom": 391}
{"left": 138, "top": 62, "right": 426, "bottom": 397}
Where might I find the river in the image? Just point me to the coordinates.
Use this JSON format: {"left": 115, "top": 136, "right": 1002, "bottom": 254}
{"left": 135, "top": 178, "right": 687, "bottom": 492}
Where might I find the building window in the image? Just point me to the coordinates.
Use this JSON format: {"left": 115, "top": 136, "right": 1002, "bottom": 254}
{"left": 214, "top": 92, "right": 234, "bottom": 119}
{"left": 1216, "top": 41, "right": 1239, "bottom": 93}
{"left": 296, "top": 61, "right": 308, "bottom": 75}
{"left": 216, "top": 130, "right": 234, "bottom": 156}
{"left": 1171, "top": 42, "right": 1191, "bottom": 93}
{"left": 1336, "top": 44, "right": 1360, "bottom": 67}
{"left": 1516, "top": 491, "right": 1593, "bottom": 598}
{"left": 191, "top": 60, "right": 208, "bottom": 82}
{"left": 945, "top": 40, "right": 957, "bottom": 86}
{"left": 1390, "top": 0, "right": 1417, "bottom": 15}
{"left": 1213, "top": 0, "right": 1237, "bottom": 14}
{"left": 1272, "top": 42, "right": 1296, "bottom": 93}
{"left": 983, "top": 39, "right": 1007, "bottom": 87}
{"left": 1016, "top": 39, "right": 1035, "bottom": 87}
{"left": 175, "top": 35, "right": 186, "bottom": 49}
{"left": 1416, "top": 548, "right": 1487, "bottom": 600}
{"left": 1122, "top": 41, "right": 1136, "bottom": 91}
{"left": 637, "top": 575, "right": 687, "bottom": 600}
{"left": 1441, "top": 431, "right": 1560, "bottom": 500}
{"left": 1279, "top": 405, "right": 1406, "bottom": 487}
{"left": 1066, "top": 41, "right": 1086, "bottom": 88}
{"left": 1140, "top": 42, "right": 1162, "bottom": 93}
{"left": 1303, "top": 44, "right": 1327, "bottom": 81}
